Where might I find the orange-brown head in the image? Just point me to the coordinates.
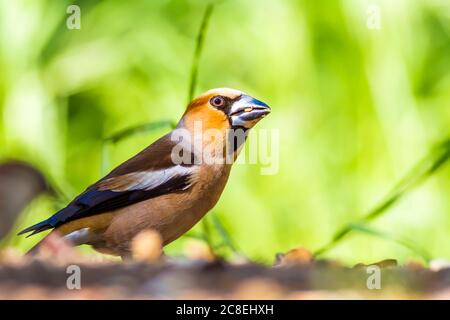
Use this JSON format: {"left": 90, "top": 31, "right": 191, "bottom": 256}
{"left": 179, "top": 88, "right": 271, "bottom": 132}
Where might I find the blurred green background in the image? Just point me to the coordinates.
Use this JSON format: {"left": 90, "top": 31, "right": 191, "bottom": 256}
{"left": 0, "top": 0, "right": 449, "bottom": 265}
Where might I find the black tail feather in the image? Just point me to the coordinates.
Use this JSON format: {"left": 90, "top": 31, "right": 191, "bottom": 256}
{"left": 18, "top": 220, "right": 53, "bottom": 237}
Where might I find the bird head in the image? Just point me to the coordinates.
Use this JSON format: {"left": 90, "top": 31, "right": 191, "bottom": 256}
{"left": 180, "top": 88, "right": 271, "bottom": 132}
{"left": 175, "top": 88, "right": 271, "bottom": 164}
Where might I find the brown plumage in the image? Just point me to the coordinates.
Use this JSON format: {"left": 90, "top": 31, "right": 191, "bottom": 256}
{"left": 19, "top": 88, "right": 270, "bottom": 258}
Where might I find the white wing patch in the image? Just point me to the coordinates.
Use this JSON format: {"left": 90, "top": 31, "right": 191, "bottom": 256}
{"left": 100, "top": 165, "right": 198, "bottom": 192}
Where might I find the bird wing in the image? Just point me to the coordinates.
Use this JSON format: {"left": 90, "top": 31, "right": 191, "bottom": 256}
{"left": 19, "top": 133, "right": 199, "bottom": 236}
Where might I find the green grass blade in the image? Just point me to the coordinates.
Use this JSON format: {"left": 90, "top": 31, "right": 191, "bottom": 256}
{"left": 188, "top": 3, "right": 215, "bottom": 103}
{"left": 349, "top": 223, "right": 432, "bottom": 263}
{"left": 314, "top": 138, "right": 450, "bottom": 257}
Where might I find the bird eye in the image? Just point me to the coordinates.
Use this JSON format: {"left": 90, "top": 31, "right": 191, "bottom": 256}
{"left": 210, "top": 96, "right": 225, "bottom": 108}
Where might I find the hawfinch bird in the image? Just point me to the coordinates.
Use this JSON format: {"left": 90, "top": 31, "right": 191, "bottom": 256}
{"left": 19, "top": 88, "right": 270, "bottom": 258}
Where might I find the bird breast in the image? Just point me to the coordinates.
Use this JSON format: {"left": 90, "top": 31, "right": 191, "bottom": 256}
{"left": 101, "top": 163, "right": 232, "bottom": 250}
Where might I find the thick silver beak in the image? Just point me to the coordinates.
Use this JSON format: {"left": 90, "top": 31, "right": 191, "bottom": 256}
{"left": 229, "top": 95, "right": 271, "bottom": 128}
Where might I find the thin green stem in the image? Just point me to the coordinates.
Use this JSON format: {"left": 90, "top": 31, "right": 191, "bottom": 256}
{"left": 104, "top": 120, "right": 176, "bottom": 144}
{"left": 349, "top": 223, "right": 432, "bottom": 262}
{"left": 188, "top": 3, "right": 214, "bottom": 103}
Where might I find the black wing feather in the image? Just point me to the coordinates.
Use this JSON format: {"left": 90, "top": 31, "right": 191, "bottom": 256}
{"left": 18, "top": 133, "right": 196, "bottom": 236}
{"left": 18, "top": 173, "right": 191, "bottom": 236}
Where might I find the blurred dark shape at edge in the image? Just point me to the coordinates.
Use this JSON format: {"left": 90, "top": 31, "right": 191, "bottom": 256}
{"left": 0, "top": 160, "right": 53, "bottom": 240}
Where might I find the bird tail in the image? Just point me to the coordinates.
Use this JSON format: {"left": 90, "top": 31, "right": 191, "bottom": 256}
{"left": 17, "top": 219, "right": 53, "bottom": 237}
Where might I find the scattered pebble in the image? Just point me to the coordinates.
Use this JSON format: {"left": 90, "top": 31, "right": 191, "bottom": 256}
{"left": 131, "top": 229, "right": 163, "bottom": 263}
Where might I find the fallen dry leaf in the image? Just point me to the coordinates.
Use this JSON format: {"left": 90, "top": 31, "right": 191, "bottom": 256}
{"left": 353, "top": 259, "right": 398, "bottom": 269}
